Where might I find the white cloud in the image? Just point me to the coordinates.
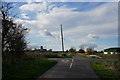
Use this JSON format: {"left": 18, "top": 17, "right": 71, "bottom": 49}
{"left": 96, "top": 44, "right": 110, "bottom": 51}
{"left": 4, "top": 0, "right": 119, "bottom": 2}
{"left": 20, "top": 13, "right": 30, "bottom": 19}
{"left": 39, "top": 29, "right": 55, "bottom": 38}
{"left": 16, "top": 2, "right": 118, "bottom": 50}
{"left": 79, "top": 41, "right": 97, "bottom": 49}
{"left": 27, "top": 42, "right": 40, "bottom": 48}
{"left": 19, "top": 1, "right": 56, "bottom": 14}
{"left": 87, "top": 34, "right": 99, "bottom": 40}
{"left": 19, "top": 3, "right": 40, "bottom": 11}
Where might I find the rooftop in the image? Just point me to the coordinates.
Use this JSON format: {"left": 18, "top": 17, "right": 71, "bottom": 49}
{"left": 104, "top": 47, "right": 120, "bottom": 52}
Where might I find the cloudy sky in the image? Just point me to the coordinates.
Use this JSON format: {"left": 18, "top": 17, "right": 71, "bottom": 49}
{"left": 10, "top": 1, "right": 118, "bottom": 51}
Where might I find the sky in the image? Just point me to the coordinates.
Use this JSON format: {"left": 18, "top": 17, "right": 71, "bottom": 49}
{"left": 8, "top": 1, "right": 118, "bottom": 51}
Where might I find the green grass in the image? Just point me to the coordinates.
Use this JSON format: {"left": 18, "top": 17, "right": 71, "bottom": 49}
{"left": 95, "top": 54, "right": 118, "bottom": 59}
{"left": 77, "top": 54, "right": 99, "bottom": 59}
{"left": 91, "top": 61, "right": 119, "bottom": 80}
{"left": 77, "top": 53, "right": 118, "bottom": 59}
{"left": 60, "top": 55, "right": 73, "bottom": 58}
{"left": 3, "top": 59, "right": 57, "bottom": 79}
{"left": 26, "top": 52, "right": 74, "bottom": 58}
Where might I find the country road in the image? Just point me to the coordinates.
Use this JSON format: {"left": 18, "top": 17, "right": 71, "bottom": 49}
{"left": 37, "top": 56, "right": 100, "bottom": 79}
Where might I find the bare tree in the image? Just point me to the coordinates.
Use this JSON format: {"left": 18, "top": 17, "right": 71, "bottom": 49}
{"left": 1, "top": 2, "right": 28, "bottom": 59}
{"left": 69, "top": 47, "right": 76, "bottom": 53}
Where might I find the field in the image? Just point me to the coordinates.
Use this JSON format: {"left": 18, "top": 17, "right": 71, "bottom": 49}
{"left": 77, "top": 53, "right": 119, "bottom": 59}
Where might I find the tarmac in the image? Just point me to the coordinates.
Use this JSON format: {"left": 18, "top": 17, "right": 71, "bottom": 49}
{"left": 37, "top": 56, "right": 100, "bottom": 79}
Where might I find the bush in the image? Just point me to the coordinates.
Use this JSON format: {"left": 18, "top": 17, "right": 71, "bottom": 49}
{"left": 62, "top": 54, "right": 66, "bottom": 56}
{"left": 79, "top": 49, "right": 85, "bottom": 53}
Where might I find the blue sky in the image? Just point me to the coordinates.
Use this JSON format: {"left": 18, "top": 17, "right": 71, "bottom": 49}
{"left": 9, "top": 2, "right": 118, "bottom": 51}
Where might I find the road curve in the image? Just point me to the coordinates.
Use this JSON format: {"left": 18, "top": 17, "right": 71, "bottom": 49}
{"left": 37, "top": 56, "right": 99, "bottom": 79}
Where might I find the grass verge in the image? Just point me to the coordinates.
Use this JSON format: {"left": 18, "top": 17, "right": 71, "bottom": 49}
{"left": 91, "top": 61, "right": 119, "bottom": 80}
{"left": 95, "top": 54, "right": 118, "bottom": 59}
{"left": 2, "top": 59, "right": 57, "bottom": 79}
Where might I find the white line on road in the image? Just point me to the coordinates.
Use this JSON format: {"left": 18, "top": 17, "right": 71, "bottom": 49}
{"left": 70, "top": 59, "right": 74, "bottom": 69}
{"left": 70, "top": 63, "right": 73, "bottom": 69}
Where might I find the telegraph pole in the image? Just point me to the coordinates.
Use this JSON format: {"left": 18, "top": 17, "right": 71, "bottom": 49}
{"left": 61, "top": 24, "right": 64, "bottom": 53}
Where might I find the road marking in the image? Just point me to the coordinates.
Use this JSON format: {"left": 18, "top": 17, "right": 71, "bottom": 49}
{"left": 70, "top": 63, "right": 73, "bottom": 69}
{"left": 66, "top": 60, "right": 69, "bottom": 62}
{"left": 70, "top": 59, "right": 74, "bottom": 69}
{"left": 61, "top": 60, "right": 69, "bottom": 63}
{"left": 61, "top": 60, "right": 65, "bottom": 62}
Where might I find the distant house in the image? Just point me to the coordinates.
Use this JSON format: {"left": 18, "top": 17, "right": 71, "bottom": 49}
{"left": 104, "top": 47, "right": 120, "bottom": 54}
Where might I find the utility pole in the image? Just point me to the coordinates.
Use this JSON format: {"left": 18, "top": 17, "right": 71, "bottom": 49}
{"left": 60, "top": 24, "right": 64, "bottom": 53}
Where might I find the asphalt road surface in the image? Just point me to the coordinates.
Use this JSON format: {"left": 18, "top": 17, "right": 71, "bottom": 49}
{"left": 37, "top": 56, "right": 99, "bottom": 79}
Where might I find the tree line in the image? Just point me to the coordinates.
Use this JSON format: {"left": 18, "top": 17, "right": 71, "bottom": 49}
{"left": 66, "top": 46, "right": 99, "bottom": 54}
